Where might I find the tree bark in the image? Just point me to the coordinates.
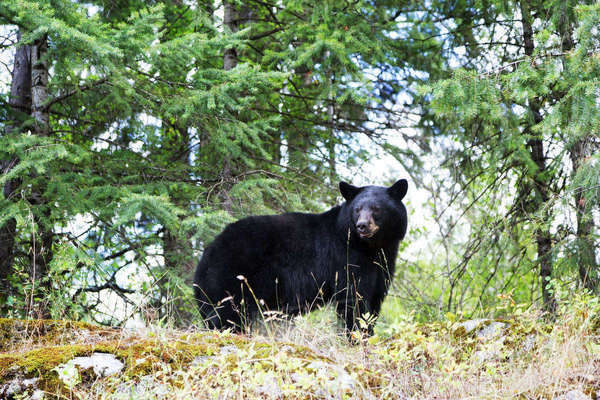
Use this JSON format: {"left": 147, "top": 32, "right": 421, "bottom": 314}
{"left": 161, "top": 123, "right": 196, "bottom": 323}
{"left": 220, "top": 0, "right": 246, "bottom": 212}
{"left": 557, "top": 5, "right": 598, "bottom": 293}
{"left": 223, "top": 0, "right": 238, "bottom": 72}
{"left": 520, "top": 0, "right": 556, "bottom": 312}
{"left": 570, "top": 139, "right": 598, "bottom": 292}
{"left": 0, "top": 30, "right": 31, "bottom": 305}
{"left": 31, "top": 35, "right": 49, "bottom": 137}
{"left": 327, "top": 69, "right": 336, "bottom": 185}
{"left": 29, "top": 34, "right": 53, "bottom": 317}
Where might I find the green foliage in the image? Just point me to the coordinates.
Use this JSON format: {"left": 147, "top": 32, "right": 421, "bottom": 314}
{"left": 401, "top": 0, "right": 600, "bottom": 316}
{"left": 0, "top": 0, "right": 411, "bottom": 324}
{"left": 1, "top": 0, "right": 598, "bottom": 328}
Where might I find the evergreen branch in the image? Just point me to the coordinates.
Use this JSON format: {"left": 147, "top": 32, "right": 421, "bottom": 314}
{"left": 128, "top": 68, "right": 192, "bottom": 88}
{"left": 482, "top": 49, "right": 600, "bottom": 77}
{"left": 247, "top": 0, "right": 306, "bottom": 21}
{"left": 253, "top": 105, "right": 388, "bottom": 136}
{"left": 249, "top": 27, "right": 283, "bottom": 41}
{"left": 44, "top": 77, "right": 109, "bottom": 110}
{"left": 248, "top": 0, "right": 282, "bottom": 25}
{"left": 159, "top": 5, "right": 191, "bottom": 35}
{"left": 102, "top": 246, "right": 140, "bottom": 262}
{"left": 276, "top": 91, "right": 422, "bottom": 118}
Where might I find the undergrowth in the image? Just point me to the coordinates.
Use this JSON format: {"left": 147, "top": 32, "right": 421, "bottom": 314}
{"left": 1, "top": 294, "right": 599, "bottom": 399}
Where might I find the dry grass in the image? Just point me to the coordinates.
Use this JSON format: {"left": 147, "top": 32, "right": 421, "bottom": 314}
{"left": 101, "top": 297, "right": 600, "bottom": 400}
{"left": 2, "top": 296, "right": 599, "bottom": 399}
{"left": 224, "top": 299, "right": 599, "bottom": 400}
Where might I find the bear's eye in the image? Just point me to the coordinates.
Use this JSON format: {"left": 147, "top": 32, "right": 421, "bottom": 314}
{"left": 371, "top": 206, "right": 380, "bottom": 219}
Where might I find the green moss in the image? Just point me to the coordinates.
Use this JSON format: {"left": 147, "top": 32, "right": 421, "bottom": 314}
{"left": 0, "top": 318, "right": 121, "bottom": 398}
{"left": 0, "top": 324, "right": 323, "bottom": 396}
{"left": 0, "top": 318, "right": 107, "bottom": 352}
{"left": 1, "top": 307, "right": 593, "bottom": 400}
{"left": 0, "top": 344, "right": 97, "bottom": 398}
{"left": 18, "top": 345, "right": 92, "bottom": 375}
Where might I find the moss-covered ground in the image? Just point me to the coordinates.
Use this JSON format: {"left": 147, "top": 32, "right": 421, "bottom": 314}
{"left": 1, "top": 295, "right": 599, "bottom": 399}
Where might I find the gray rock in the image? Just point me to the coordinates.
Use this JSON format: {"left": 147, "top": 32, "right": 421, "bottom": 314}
{"left": 55, "top": 353, "right": 124, "bottom": 388}
{"left": 219, "top": 345, "right": 239, "bottom": 355}
{"left": 477, "top": 321, "right": 506, "bottom": 339}
{"left": 191, "top": 355, "right": 213, "bottom": 366}
{"left": 472, "top": 349, "right": 501, "bottom": 364}
{"left": 456, "top": 319, "right": 488, "bottom": 334}
{"left": 29, "top": 389, "right": 45, "bottom": 400}
{"left": 1, "top": 376, "right": 40, "bottom": 397}
{"left": 70, "top": 352, "right": 124, "bottom": 377}
{"left": 454, "top": 319, "right": 507, "bottom": 340}
{"left": 307, "top": 360, "right": 356, "bottom": 391}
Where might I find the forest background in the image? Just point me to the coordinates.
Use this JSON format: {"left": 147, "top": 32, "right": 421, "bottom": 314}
{"left": 0, "top": 0, "right": 599, "bottom": 329}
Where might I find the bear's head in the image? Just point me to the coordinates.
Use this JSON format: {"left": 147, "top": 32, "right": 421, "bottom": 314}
{"left": 339, "top": 179, "right": 408, "bottom": 246}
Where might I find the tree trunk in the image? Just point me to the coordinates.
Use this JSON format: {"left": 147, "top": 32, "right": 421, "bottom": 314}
{"left": 223, "top": 0, "right": 238, "bottom": 72}
{"left": 161, "top": 123, "right": 196, "bottom": 323}
{"left": 570, "top": 139, "right": 598, "bottom": 292}
{"left": 520, "top": 0, "right": 556, "bottom": 312}
{"left": 220, "top": 0, "right": 244, "bottom": 212}
{"left": 327, "top": 69, "right": 336, "bottom": 185}
{"left": 31, "top": 36, "right": 49, "bottom": 137}
{"left": 557, "top": 6, "right": 598, "bottom": 293}
{"left": 0, "top": 30, "right": 31, "bottom": 306}
{"left": 29, "top": 34, "right": 53, "bottom": 317}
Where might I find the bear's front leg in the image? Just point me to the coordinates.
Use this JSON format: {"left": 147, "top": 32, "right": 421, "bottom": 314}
{"left": 334, "top": 266, "right": 381, "bottom": 338}
{"left": 335, "top": 290, "right": 376, "bottom": 337}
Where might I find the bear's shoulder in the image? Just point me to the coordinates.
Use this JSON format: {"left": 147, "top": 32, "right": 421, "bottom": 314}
{"left": 219, "top": 208, "right": 340, "bottom": 237}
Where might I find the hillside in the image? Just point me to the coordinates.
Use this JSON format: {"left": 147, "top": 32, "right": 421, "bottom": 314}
{"left": 1, "top": 298, "right": 599, "bottom": 399}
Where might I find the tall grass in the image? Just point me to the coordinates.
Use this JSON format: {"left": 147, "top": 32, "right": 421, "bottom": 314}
{"left": 85, "top": 293, "right": 600, "bottom": 399}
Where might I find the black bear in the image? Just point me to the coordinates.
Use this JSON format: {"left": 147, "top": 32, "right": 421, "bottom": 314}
{"left": 193, "top": 179, "right": 408, "bottom": 334}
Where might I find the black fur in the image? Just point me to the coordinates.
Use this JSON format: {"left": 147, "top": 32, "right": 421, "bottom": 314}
{"left": 193, "top": 179, "right": 408, "bottom": 333}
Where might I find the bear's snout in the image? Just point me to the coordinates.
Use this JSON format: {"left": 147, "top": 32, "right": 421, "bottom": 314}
{"left": 356, "top": 211, "right": 379, "bottom": 239}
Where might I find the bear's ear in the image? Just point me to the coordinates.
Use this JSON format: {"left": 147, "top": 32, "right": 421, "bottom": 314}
{"left": 339, "top": 181, "right": 361, "bottom": 202}
{"left": 388, "top": 179, "right": 408, "bottom": 201}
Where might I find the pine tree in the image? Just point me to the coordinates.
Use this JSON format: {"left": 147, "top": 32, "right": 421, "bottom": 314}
{"left": 412, "top": 0, "right": 600, "bottom": 313}
{"left": 1, "top": 0, "right": 412, "bottom": 323}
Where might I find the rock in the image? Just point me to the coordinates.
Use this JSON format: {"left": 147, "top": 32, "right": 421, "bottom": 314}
{"left": 71, "top": 352, "right": 124, "bottom": 377}
{"left": 553, "top": 390, "right": 591, "bottom": 400}
{"left": 191, "top": 355, "right": 213, "bottom": 366}
{"left": 219, "top": 345, "right": 239, "bottom": 355}
{"left": 55, "top": 352, "right": 124, "bottom": 387}
{"left": 289, "top": 360, "right": 358, "bottom": 399}
{"left": 453, "top": 319, "right": 507, "bottom": 339}
{"left": 477, "top": 321, "right": 506, "bottom": 339}
{"left": 29, "top": 389, "right": 45, "bottom": 399}
{"left": 472, "top": 349, "right": 501, "bottom": 364}
{"left": 455, "top": 319, "right": 488, "bottom": 335}
{"left": 472, "top": 335, "right": 506, "bottom": 365}
{"left": 306, "top": 360, "right": 356, "bottom": 391}
{"left": 1, "top": 376, "right": 40, "bottom": 397}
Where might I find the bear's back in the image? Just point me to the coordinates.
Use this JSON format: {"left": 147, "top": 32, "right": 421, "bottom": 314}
{"left": 203, "top": 208, "right": 340, "bottom": 276}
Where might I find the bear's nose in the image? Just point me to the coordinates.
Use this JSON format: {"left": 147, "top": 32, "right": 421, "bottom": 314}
{"left": 356, "top": 221, "right": 368, "bottom": 233}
